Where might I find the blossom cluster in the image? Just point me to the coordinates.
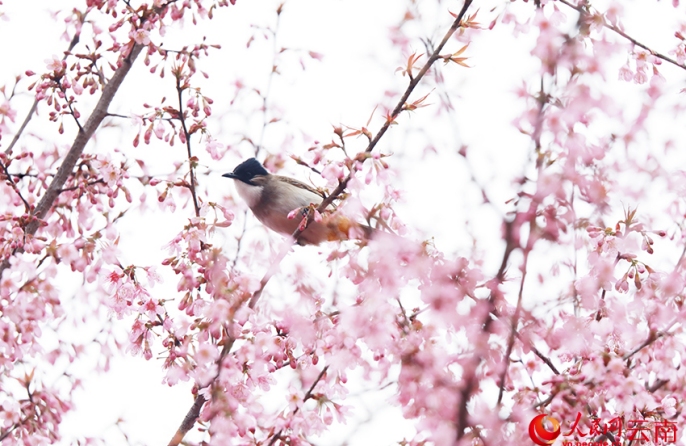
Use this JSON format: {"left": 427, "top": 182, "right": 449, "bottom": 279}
{"left": 2, "top": 0, "right": 686, "bottom": 445}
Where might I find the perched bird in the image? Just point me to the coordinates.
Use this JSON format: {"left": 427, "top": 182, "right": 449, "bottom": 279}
{"left": 223, "top": 158, "right": 372, "bottom": 245}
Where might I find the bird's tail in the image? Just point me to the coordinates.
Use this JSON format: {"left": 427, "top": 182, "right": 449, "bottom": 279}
{"left": 325, "top": 215, "right": 400, "bottom": 244}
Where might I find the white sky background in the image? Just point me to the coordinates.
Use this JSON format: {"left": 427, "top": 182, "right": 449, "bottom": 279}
{"left": 2, "top": 0, "right": 686, "bottom": 444}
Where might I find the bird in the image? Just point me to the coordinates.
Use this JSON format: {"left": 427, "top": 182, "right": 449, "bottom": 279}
{"left": 222, "top": 158, "right": 373, "bottom": 245}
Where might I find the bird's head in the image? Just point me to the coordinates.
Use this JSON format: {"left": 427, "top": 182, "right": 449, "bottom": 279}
{"left": 222, "top": 158, "right": 269, "bottom": 185}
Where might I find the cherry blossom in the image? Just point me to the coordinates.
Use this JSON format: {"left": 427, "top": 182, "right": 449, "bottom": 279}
{"left": 2, "top": 0, "right": 686, "bottom": 445}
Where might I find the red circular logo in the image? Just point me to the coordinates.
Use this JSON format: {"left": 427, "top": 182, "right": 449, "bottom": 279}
{"left": 528, "top": 414, "right": 561, "bottom": 445}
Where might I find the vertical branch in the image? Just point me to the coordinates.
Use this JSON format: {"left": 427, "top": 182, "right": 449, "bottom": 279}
{"left": 175, "top": 75, "right": 201, "bottom": 217}
{"left": 497, "top": 250, "right": 530, "bottom": 405}
{"left": 232, "top": 3, "right": 284, "bottom": 266}
{"left": 456, "top": 220, "right": 516, "bottom": 440}
{"left": 255, "top": 3, "right": 284, "bottom": 158}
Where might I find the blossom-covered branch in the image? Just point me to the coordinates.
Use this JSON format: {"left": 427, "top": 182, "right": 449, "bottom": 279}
{"left": 0, "top": 42, "right": 143, "bottom": 275}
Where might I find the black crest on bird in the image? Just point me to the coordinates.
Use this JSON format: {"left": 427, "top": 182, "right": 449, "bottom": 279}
{"left": 222, "top": 158, "right": 269, "bottom": 185}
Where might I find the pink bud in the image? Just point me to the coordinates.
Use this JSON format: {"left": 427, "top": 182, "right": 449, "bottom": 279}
{"left": 287, "top": 208, "right": 300, "bottom": 220}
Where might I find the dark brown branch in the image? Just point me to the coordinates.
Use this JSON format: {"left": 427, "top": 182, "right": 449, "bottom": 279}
{"left": 0, "top": 43, "right": 144, "bottom": 277}
{"left": 175, "top": 75, "right": 201, "bottom": 217}
{"left": 59, "top": 178, "right": 105, "bottom": 193}
{"left": 526, "top": 341, "right": 561, "bottom": 375}
{"left": 316, "top": 0, "right": 474, "bottom": 213}
{"left": 167, "top": 393, "right": 206, "bottom": 446}
{"left": 559, "top": 0, "right": 686, "bottom": 71}
{"left": 0, "top": 159, "right": 31, "bottom": 212}
{"left": 58, "top": 84, "right": 85, "bottom": 134}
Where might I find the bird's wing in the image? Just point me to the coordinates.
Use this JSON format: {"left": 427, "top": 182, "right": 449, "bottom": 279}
{"left": 274, "top": 175, "right": 326, "bottom": 198}
{"left": 274, "top": 175, "right": 338, "bottom": 210}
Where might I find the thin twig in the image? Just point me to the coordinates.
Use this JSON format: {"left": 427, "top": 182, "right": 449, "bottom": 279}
{"left": 496, "top": 250, "right": 530, "bottom": 405}
{"left": 0, "top": 416, "right": 30, "bottom": 442}
{"left": 255, "top": 4, "right": 283, "bottom": 158}
{"left": 58, "top": 84, "right": 85, "bottom": 133}
{"left": 559, "top": 0, "right": 686, "bottom": 71}
{"left": 317, "top": 0, "right": 474, "bottom": 213}
{"left": 267, "top": 366, "right": 329, "bottom": 446}
{"left": 622, "top": 327, "right": 670, "bottom": 361}
{"left": 230, "top": 209, "right": 250, "bottom": 268}
{"left": 248, "top": 239, "right": 293, "bottom": 309}
{"left": 233, "top": 4, "right": 284, "bottom": 264}
{"left": 4, "top": 14, "right": 84, "bottom": 156}
{"left": 59, "top": 178, "right": 105, "bottom": 193}
{"left": 175, "top": 76, "right": 201, "bottom": 217}
{"left": 106, "top": 112, "right": 131, "bottom": 119}
{"left": 0, "top": 159, "right": 31, "bottom": 212}
{"left": 5, "top": 100, "right": 38, "bottom": 156}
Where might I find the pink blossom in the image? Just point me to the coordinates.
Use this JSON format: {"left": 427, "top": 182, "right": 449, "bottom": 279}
{"left": 131, "top": 29, "right": 151, "bottom": 45}
{"left": 320, "top": 163, "right": 345, "bottom": 188}
{"left": 0, "top": 100, "right": 16, "bottom": 122}
{"left": 45, "top": 56, "right": 63, "bottom": 72}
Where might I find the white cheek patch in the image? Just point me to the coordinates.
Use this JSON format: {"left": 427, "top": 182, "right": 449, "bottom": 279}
{"left": 234, "top": 181, "right": 263, "bottom": 208}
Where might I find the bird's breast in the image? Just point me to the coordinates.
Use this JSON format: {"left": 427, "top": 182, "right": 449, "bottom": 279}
{"left": 234, "top": 181, "right": 263, "bottom": 208}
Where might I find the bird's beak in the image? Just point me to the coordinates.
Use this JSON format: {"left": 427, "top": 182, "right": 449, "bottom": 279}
{"left": 222, "top": 172, "right": 237, "bottom": 179}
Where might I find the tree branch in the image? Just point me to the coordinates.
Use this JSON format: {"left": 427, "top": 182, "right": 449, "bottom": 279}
{"left": 0, "top": 159, "right": 31, "bottom": 212}
{"left": 246, "top": 0, "right": 476, "bottom": 312}
{"left": 188, "top": 0, "right": 476, "bottom": 438}
{"left": 316, "top": 0, "right": 474, "bottom": 213}
{"left": 267, "top": 365, "right": 329, "bottom": 446}
{"left": 167, "top": 393, "right": 206, "bottom": 446}
{"left": 496, "top": 250, "right": 530, "bottom": 405}
{"left": 0, "top": 43, "right": 144, "bottom": 277}
{"left": 175, "top": 75, "right": 201, "bottom": 217}
{"left": 4, "top": 13, "right": 84, "bottom": 156}
{"left": 559, "top": 0, "right": 686, "bottom": 72}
